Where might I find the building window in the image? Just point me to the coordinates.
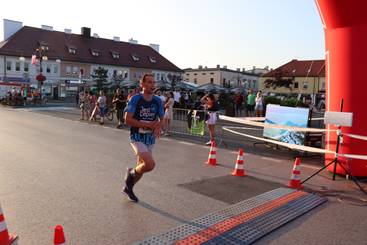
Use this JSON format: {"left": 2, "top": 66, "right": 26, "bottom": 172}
{"left": 91, "top": 49, "right": 100, "bottom": 57}
{"left": 186, "top": 73, "right": 189, "bottom": 76}
{"left": 24, "top": 62, "right": 29, "bottom": 72}
{"left": 210, "top": 78, "right": 214, "bottom": 83}
{"left": 303, "top": 81, "right": 308, "bottom": 89}
{"left": 194, "top": 78, "right": 197, "bottom": 84}
{"left": 210, "top": 72, "right": 214, "bottom": 75}
{"left": 68, "top": 47, "right": 76, "bottom": 54}
{"left": 222, "top": 78, "right": 226, "bottom": 86}
{"left": 72, "top": 67, "right": 78, "bottom": 74}
{"left": 131, "top": 53, "right": 140, "bottom": 61}
{"left": 202, "top": 73, "right": 206, "bottom": 75}
{"left": 66, "top": 66, "right": 71, "bottom": 74}
{"left": 46, "top": 64, "right": 51, "bottom": 73}
{"left": 15, "top": 62, "right": 20, "bottom": 71}
{"left": 156, "top": 73, "right": 160, "bottom": 81}
{"left": 53, "top": 64, "right": 58, "bottom": 74}
{"left": 294, "top": 82, "right": 299, "bottom": 89}
{"left": 321, "top": 81, "right": 325, "bottom": 90}
{"left": 194, "top": 73, "right": 197, "bottom": 76}
{"left": 6, "top": 61, "right": 12, "bottom": 71}
{"left": 149, "top": 56, "right": 156, "bottom": 63}
{"left": 111, "top": 51, "right": 120, "bottom": 59}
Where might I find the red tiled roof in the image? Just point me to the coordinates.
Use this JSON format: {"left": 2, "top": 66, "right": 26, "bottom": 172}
{"left": 263, "top": 59, "right": 325, "bottom": 77}
{"left": 0, "top": 26, "right": 182, "bottom": 72}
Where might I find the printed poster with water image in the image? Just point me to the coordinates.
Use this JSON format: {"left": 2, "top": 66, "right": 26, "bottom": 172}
{"left": 263, "top": 104, "right": 310, "bottom": 145}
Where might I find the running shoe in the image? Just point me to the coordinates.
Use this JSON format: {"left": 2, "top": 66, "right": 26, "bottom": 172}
{"left": 124, "top": 168, "right": 134, "bottom": 190}
{"left": 122, "top": 186, "right": 139, "bottom": 202}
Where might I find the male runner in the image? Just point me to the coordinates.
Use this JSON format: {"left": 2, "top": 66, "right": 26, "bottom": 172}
{"left": 123, "top": 73, "right": 164, "bottom": 202}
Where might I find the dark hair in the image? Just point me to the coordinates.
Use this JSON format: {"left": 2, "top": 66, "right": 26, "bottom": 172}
{"left": 140, "top": 73, "right": 154, "bottom": 83}
{"left": 208, "top": 93, "right": 215, "bottom": 101}
{"left": 170, "top": 91, "right": 174, "bottom": 98}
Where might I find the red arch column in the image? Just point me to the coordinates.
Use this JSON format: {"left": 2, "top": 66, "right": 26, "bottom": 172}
{"left": 316, "top": 0, "right": 367, "bottom": 176}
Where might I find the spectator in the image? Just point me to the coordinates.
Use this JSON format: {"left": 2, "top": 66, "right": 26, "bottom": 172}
{"left": 156, "top": 90, "right": 166, "bottom": 104}
{"left": 112, "top": 88, "right": 126, "bottom": 128}
{"left": 97, "top": 90, "right": 107, "bottom": 125}
{"left": 201, "top": 93, "right": 219, "bottom": 145}
{"left": 88, "top": 91, "right": 97, "bottom": 122}
{"left": 164, "top": 92, "right": 174, "bottom": 136}
{"left": 173, "top": 89, "right": 181, "bottom": 108}
{"left": 234, "top": 92, "right": 243, "bottom": 116}
{"left": 246, "top": 89, "right": 256, "bottom": 117}
{"left": 79, "top": 91, "right": 89, "bottom": 120}
{"left": 255, "top": 91, "right": 264, "bottom": 117}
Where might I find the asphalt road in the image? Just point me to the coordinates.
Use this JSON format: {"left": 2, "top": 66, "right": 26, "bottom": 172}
{"left": 1, "top": 106, "right": 367, "bottom": 245}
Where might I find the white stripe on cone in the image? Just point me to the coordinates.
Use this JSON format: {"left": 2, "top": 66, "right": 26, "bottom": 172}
{"left": 235, "top": 164, "right": 244, "bottom": 169}
{"left": 0, "top": 220, "right": 7, "bottom": 232}
{"left": 291, "top": 174, "right": 301, "bottom": 180}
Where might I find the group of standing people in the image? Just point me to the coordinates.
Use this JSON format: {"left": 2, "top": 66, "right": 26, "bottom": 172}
{"left": 79, "top": 88, "right": 128, "bottom": 127}
{"left": 234, "top": 89, "right": 264, "bottom": 117}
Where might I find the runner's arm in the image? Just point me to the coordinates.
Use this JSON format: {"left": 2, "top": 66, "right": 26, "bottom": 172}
{"left": 125, "top": 112, "right": 159, "bottom": 129}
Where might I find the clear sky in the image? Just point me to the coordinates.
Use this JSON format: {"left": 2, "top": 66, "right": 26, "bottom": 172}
{"left": 0, "top": 0, "right": 324, "bottom": 70}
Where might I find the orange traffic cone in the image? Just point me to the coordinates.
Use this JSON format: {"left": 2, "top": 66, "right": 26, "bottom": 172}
{"left": 0, "top": 204, "right": 18, "bottom": 245}
{"left": 54, "top": 225, "right": 66, "bottom": 245}
{"left": 205, "top": 141, "right": 217, "bottom": 166}
{"left": 288, "top": 158, "right": 304, "bottom": 189}
{"left": 232, "top": 148, "right": 246, "bottom": 177}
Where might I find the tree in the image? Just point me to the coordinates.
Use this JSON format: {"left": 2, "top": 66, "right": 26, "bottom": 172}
{"left": 91, "top": 67, "right": 110, "bottom": 91}
{"left": 264, "top": 69, "right": 294, "bottom": 90}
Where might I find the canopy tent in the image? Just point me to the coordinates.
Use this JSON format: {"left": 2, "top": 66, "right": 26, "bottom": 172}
{"left": 196, "top": 83, "right": 229, "bottom": 93}
{"left": 173, "top": 80, "right": 199, "bottom": 91}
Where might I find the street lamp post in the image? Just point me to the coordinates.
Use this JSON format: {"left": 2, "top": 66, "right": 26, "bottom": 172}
{"left": 35, "top": 47, "right": 47, "bottom": 101}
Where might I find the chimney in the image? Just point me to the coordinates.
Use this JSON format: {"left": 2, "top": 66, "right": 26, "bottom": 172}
{"left": 223, "top": 65, "right": 227, "bottom": 69}
{"left": 204, "top": 66, "right": 208, "bottom": 69}
{"left": 216, "top": 64, "right": 220, "bottom": 68}
{"left": 242, "top": 68, "right": 246, "bottom": 72}
{"left": 41, "top": 25, "right": 53, "bottom": 31}
{"left": 93, "top": 33, "right": 99, "bottom": 38}
{"left": 81, "top": 27, "right": 91, "bottom": 38}
{"left": 3, "top": 19, "right": 23, "bottom": 40}
{"left": 236, "top": 68, "right": 241, "bottom": 72}
{"left": 113, "top": 36, "right": 120, "bottom": 41}
{"left": 128, "top": 38, "right": 138, "bottom": 44}
{"left": 64, "top": 28, "right": 72, "bottom": 34}
{"left": 149, "top": 43, "right": 160, "bottom": 53}
{"left": 198, "top": 65, "right": 203, "bottom": 69}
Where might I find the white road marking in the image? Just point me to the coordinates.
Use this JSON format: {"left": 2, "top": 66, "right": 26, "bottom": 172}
{"left": 261, "top": 157, "right": 282, "bottom": 163}
{"left": 177, "top": 141, "right": 195, "bottom": 146}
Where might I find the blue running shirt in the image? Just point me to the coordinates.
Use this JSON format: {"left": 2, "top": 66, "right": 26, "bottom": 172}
{"left": 125, "top": 93, "right": 164, "bottom": 145}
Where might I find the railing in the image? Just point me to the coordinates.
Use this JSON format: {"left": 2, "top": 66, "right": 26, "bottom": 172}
{"left": 167, "top": 108, "right": 224, "bottom": 145}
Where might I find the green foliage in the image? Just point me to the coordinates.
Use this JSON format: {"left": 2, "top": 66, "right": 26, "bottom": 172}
{"left": 91, "top": 67, "right": 110, "bottom": 91}
{"left": 264, "top": 96, "right": 281, "bottom": 105}
{"left": 280, "top": 98, "right": 299, "bottom": 107}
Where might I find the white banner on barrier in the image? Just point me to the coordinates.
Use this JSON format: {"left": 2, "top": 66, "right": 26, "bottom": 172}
{"left": 219, "top": 115, "right": 333, "bottom": 133}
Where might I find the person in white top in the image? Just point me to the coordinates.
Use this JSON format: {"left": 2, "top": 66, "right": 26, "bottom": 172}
{"left": 163, "top": 91, "right": 175, "bottom": 136}
{"left": 255, "top": 91, "right": 264, "bottom": 117}
{"left": 173, "top": 90, "right": 181, "bottom": 108}
{"left": 97, "top": 90, "right": 107, "bottom": 124}
{"left": 156, "top": 90, "right": 166, "bottom": 104}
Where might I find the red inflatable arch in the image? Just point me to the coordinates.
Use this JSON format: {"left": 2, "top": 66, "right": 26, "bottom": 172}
{"left": 316, "top": 0, "right": 367, "bottom": 176}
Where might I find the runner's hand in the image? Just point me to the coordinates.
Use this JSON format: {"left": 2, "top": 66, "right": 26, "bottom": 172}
{"left": 153, "top": 126, "right": 162, "bottom": 138}
{"left": 146, "top": 120, "right": 160, "bottom": 130}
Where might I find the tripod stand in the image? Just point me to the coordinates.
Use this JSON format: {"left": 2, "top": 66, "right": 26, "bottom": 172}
{"left": 301, "top": 99, "right": 367, "bottom": 195}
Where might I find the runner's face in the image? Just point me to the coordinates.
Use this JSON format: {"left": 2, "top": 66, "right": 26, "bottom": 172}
{"left": 142, "top": 75, "right": 155, "bottom": 94}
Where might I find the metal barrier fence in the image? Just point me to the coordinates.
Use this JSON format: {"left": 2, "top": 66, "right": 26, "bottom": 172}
{"left": 168, "top": 108, "right": 224, "bottom": 145}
